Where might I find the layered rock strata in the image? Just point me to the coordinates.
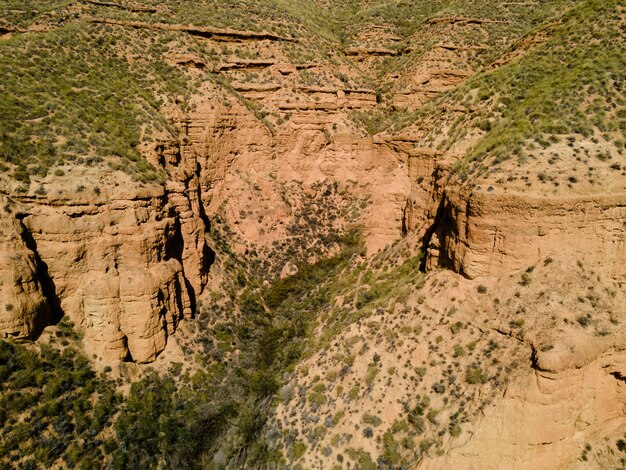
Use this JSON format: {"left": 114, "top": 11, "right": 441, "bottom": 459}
{"left": 0, "top": 140, "right": 212, "bottom": 363}
{"left": 426, "top": 186, "right": 626, "bottom": 280}
{"left": 0, "top": 197, "right": 51, "bottom": 340}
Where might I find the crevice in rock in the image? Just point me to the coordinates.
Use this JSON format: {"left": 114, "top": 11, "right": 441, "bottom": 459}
{"left": 427, "top": 16, "right": 511, "bottom": 26}
{"left": 89, "top": 18, "right": 296, "bottom": 43}
{"left": 195, "top": 162, "right": 216, "bottom": 274}
{"left": 401, "top": 202, "right": 408, "bottom": 237}
{"left": 171, "top": 276, "right": 185, "bottom": 329}
{"left": 419, "top": 194, "right": 446, "bottom": 272}
{"left": 165, "top": 212, "right": 198, "bottom": 314}
{"left": 122, "top": 336, "right": 134, "bottom": 362}
{"left": 16, "top": 217, "right": 64, "bottom": 336}
{"left": 202, "top": 244, "right": 216, "bottom": 275}
{"left": 529, "top": 343, "right": 544, "bottom": 372}
{"left": 529, "top": 441, "right": 555, "bottom": 447}
{"left": 165, "top": 214, "right": 184, "bottom": 262}
{"left": 84, "top": 0, "right": 159, "bottom": 13}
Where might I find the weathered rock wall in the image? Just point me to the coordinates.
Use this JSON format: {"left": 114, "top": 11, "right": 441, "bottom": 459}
{"left": 427, "top": 186, "right": 626, "bottom": 279}
{"left": 183, "top": 93, "right": 416, "bottom": 256}
{"left": 0, "top": 197, "right": 51, "bottom": 339}
{"left": 0, "top": 92, "right": 418, "bottom": 361}
{"left": 0, "top": 128, "right": 213, "bottom": 363}
{"left": 418, "top": 348, "right": 626, "bottom": 469}
{"left": 21, "top": 187, "right": 195, "bottom": 363}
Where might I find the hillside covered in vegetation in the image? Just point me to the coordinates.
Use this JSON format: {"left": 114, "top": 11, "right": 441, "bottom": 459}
{"left": 1, "top": 0, "right": 625, "bottom": 468}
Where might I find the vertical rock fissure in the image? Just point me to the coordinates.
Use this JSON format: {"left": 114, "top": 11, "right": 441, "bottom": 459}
{"left": 162, "top": 147, "right": 216, "bottom": 318}
{"left": 419, "top": 194, "right": 446, "bottom": 273}
{"left": 194, "top": 162, "right": 216, "bottom": 275}
{"left": 122, "top": 336, "right": 134, "bottom": 362}
{"left": 164, "top": 205, "right": 200, "bottom": 315}
{"left": 401, "top": 202, "right": 409, "bottom": 237}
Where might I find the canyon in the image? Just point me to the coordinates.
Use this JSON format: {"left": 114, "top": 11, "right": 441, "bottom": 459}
{"left": 0, "top": 0, "right": 624, "bottom": 468}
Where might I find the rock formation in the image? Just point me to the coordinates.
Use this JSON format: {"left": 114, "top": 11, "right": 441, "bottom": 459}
{"left": 427, "top": 187, "right": 626, "bottom": 280}
{"left": 0, "top": 196, "right": 51, "bottom": 339}
{"left": 0, "top": 1, "right": 624, "bottom": 467}
{"left": 1, "top": 171, "right": 200, "bottom": 363}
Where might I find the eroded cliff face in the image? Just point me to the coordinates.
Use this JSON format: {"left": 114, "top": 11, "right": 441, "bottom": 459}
{"left": 0, "top": 197, "right": 51, "bottom": 339}
{"left": 0, "top": 81, "right": 418, "bottom": 362}
{"left": 426, "top": 186, "right": 626, "bottom": 280}
{"left": 418, "top": 350, "right": 626, "bottom": 469}
{"left": 407, "top": 157, "right": 626, "bottom": 468}
{"left": 1, "top": 2, "right": 625, "bottom": 469}
{"left": 0, "top": 170, "right": 200, "bottom": 363}
{"left": 178, "top": 83, "right": 416, "bottom": 258}
{"left": 414, "top": 255, "right": 626, "bottom": 469}
{"left": 2, "top": 45, "right": 624, "bottom": 370}
{"left": 0, "top": 112, "right": 222, "bottom": 362}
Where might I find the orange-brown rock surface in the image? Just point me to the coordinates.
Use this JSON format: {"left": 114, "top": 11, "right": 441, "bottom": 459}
{"left": 0, "top": 158, "right": 207, "bottom": 362}
{"left": 0, "top": 84, "right": 415, "bottom": 360}
{"left": 427, "top": 186, "right": 626, "bottom": 280}
{"left": 0, "top": 196, "right": 50, "bottom": 340}
{"left": 1, "top": 2, "right": 625, "bottom": 468}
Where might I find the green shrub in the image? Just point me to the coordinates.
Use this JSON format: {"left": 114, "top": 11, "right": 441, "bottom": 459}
{"left": 292, "top": 441, "right": 307, "bottom": 459}
{"left": 465, "top": 366, "right": 488, "bottom": 384}
{"left": 362, "top": 413, "right": 382, "bottom": 427}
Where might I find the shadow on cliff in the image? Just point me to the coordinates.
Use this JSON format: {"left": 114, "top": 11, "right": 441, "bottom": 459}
{"left": 197, "top": 181, "right": 216, "bottom": 276}
{"left": 16, "top": 216, "right": 64, "bottom": 338}
{"left": 418, "top": 196, "right": 445, "bottom": 272}
{"left": 165, "top": 209, "right": 216, "bottom": 317}
{"left": 416, "top": 191, "right": 466, "bottom": 276}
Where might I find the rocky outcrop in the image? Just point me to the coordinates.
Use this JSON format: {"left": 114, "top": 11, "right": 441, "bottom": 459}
{"left": 426, "top": 16, "right": 511, "bottom": 26}
{"left": 215, "top": 59, "right": 277, "bottom": 72}
{"left": 390, "top": 62, "right": 474, "bottom": 110}
{"left": 156, "top": 136, "right": 212, "bottom": 297}
{"left": 418, "top": 348, "right": 626, "bottom": 469}
{"left": 0, "top": 128, "right": 214, "bottom": 362}
{"left": 0, "top": 196, "right": 50, "bottom": 339}
{"left": 174, "top": 88, "right": 412, "bottom": 256}
{"left": 401, "top": 148, "right": 448, "bottom": 238}
{"left": 18, "top": 182, "right": 195, "bottom": 363}
{"left": 344, "top": 46, "right": 399, "bottom": 59}
{"left": 88, "top": 18, "right": 296, "bottom": 42}
{"left": 84, "top": 0, "right": 161, "bottom": 13}
{"left": 426, "top": 186, "right": 626, "bottom": 279}
{"left": 4, "top": 0, "right": 620, "bottom": 373}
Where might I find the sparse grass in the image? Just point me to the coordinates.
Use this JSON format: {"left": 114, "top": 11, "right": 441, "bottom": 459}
{"left": 0, "top": 23, "right": 183, "bottom": 182}
{"left": 365, "top": 365, "right": 379, "bottom": 385}
{"left": 453, "top": 345, "right": 466, "bottom": 357}
{"left": 455, "top": 0, "right": 625, "bottom": 168}
{"left": 2, "top": 1, "right": 622, "bottom": 468}
{"left": 346, "top": 447, "right": 377, "bottom": 470}
{"left": 292, "top": 440, "right": 307, "bottom": 459}
{"left": 362, "top": 413, "right": 383, "bottom": 427}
